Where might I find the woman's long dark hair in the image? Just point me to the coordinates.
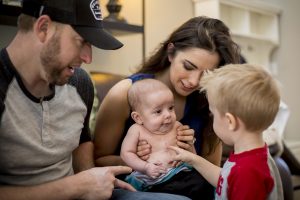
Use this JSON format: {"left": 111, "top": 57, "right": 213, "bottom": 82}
{"left": 138, "top": 16, "right": 240, "bottom": 73}
{"left": 137, "top": 16, "right": 241, "bottom": 156}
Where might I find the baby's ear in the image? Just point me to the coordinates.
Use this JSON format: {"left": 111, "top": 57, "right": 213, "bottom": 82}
{"left": 131, "top": 111, "right": 143, "bottom": 125}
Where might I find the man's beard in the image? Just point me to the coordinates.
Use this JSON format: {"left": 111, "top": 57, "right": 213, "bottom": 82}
{"left": 40, "top": 33, "right": 69, "bottom": 86}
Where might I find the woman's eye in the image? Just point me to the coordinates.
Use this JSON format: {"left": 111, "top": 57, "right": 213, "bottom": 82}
{"left": 183, "top": 63, "right": 194, "bottom": 71}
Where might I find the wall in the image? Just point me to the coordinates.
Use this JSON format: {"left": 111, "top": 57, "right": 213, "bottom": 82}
{"left": 0, "top": 25, "right": 17, "bottom": 48}
{"left": 83, "top": 0, "right": 144, "bottom": 75}
{"left": 84, "top": 0, "right": 194, "bottom": 75}
{"left": 262, "top": 0, "right": 300, "bottom": 143}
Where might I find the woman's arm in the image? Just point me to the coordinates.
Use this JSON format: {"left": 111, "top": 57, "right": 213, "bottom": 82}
{"left": 93, "top": 79, "right": 132, "bottom": 167}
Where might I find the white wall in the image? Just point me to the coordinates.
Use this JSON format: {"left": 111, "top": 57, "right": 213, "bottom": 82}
{"left": 84, "top": 0, "right": 194, "bottom": 75}
{"left": 144, "top": 0, "right": 193, "bottom": 57}
{"left": 265, "top": 0, "right": 300, "bottom": 142}
{"left": 83, "top": 0, "right": 144, "bottom": 75}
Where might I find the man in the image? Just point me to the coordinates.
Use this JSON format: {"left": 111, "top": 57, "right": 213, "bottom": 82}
{"left": 0, "top": 0, "right": 190, "bottom": 199}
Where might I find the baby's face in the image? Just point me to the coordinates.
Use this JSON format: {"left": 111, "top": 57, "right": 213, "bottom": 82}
{"left": 139, "top": 89, "right": 176, "bottom": 134}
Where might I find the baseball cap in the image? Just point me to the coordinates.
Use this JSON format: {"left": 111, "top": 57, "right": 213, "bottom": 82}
{"left": 21, "top": 0, "right": 123, "bottom": 50}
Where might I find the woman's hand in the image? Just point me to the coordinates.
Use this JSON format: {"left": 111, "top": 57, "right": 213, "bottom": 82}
{"left": 176, "top": 125, "right": 196, "bottom": 153}
{"left": 137, "top": 140, "right": 152, "bottom": 161}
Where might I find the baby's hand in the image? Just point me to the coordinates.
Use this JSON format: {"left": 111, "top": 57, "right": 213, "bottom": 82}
{"left": 145, "top": 162, "right": 167, "bottom": 179}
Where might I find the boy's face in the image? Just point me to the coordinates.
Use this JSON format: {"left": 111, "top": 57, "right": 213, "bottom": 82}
{"left": 208, "top": 93, "right": 232, "bottom": 145}
{"left": 138, "top": 89, "right": 176, "bottom": 134}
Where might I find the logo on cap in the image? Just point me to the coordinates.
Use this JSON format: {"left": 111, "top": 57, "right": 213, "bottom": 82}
{"left": 90, "top": 0, "right": 102, "bottom": 21}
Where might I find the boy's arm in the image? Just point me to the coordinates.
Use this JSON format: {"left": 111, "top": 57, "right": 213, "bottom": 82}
{"left": 169, "top": 146, "right": 221, "bottom": 187}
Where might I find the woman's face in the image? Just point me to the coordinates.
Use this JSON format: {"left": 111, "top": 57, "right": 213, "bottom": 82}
{"left": 169, "top": 47, "right": 220, "bottom": 96}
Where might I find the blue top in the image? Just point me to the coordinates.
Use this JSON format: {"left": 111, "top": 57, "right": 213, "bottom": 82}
{"left": 117, "top": 73, "right": 208, "bottom": 155}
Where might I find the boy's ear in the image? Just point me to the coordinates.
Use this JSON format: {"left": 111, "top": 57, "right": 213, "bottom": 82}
{"left": 225, "top": 112, "right": 238, "bottom": 131}
{"left": 131, "top": 111, "right": 143, "bottom": 125}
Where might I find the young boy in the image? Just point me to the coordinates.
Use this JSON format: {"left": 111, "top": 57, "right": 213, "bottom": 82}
{"left": 169, "top": 64, "right": 284, "bottom": 200}
{"left": 121, "top": 79, "right": 193, "bottom": 191}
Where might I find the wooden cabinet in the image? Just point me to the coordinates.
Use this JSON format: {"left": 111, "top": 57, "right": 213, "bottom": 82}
{"left": 193, "top": 0, "right": 281, "bottom": 69}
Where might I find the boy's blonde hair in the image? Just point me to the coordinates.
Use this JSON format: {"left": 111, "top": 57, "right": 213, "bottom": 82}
{"left": 128, "top": 79, "right": 172, "bottom": 111}
{"left": 200, "top": 64, "right": 280, "bottom": 132}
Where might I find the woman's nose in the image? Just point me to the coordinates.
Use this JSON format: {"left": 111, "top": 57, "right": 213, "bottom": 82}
{"left": 188, "top": 71, "right": 202, "bottom": 88}
{"left": 80, "top": 43, "right": 92, "bottom": 64}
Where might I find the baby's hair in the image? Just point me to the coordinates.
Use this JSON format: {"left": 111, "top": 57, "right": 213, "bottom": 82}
{"left": 200, "top": 64, "right": 280, "bottom": 132}
{"left": 128, "top": 79, "right": 171, "bottom": 111}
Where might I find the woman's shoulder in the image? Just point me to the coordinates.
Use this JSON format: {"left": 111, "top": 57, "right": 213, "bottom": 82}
{"left": 107, "top": 78, "right": 132, "bottom": 98}
{"left": 100, "top": 78, "right": 132, "bottom": 115}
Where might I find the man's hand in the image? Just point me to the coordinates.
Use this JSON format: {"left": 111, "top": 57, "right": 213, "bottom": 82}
{"left": 78, "top": 166, "right": 136, "bottom": 200}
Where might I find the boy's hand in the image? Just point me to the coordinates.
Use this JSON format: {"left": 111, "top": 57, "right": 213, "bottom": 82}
{"left": 168, "top": 146, "right": 197, "bottom": 166}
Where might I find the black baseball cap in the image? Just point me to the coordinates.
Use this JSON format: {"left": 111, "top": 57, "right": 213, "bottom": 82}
{"left": 21, "top": 0, "right": 123, "bottom": 50}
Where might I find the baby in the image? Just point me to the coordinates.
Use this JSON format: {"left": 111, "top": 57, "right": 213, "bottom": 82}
{"left": 121, "top": 79, "right": 192, "bottom": 191}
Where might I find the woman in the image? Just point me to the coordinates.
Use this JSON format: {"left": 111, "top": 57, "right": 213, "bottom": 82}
{"left": 94, "top": 16, "right": 240, "bottom": 199}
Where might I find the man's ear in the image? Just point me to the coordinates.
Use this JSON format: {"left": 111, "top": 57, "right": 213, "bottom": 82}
{"left": 167, "top": 43, "right": 175, "bottom": 62}
{"left": 225, "top": 112, "right": 238, "bottom": 131}
{"left": 131, "top": 111, "right": 143, "bottom": 125}
{"left": 34, "top": 15, "right": 52, "bottom": 43}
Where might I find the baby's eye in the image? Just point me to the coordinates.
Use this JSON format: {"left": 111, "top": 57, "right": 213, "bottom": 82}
{"left": 169, "top": 105, "right": 175, "bottom": 111}
{"left": 154, "top": 110, "right": 162, "bottom": 114}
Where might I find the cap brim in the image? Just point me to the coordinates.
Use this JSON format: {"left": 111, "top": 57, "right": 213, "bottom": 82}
{"left": 73, "top": 26, "right": 123, "bottom": 50}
